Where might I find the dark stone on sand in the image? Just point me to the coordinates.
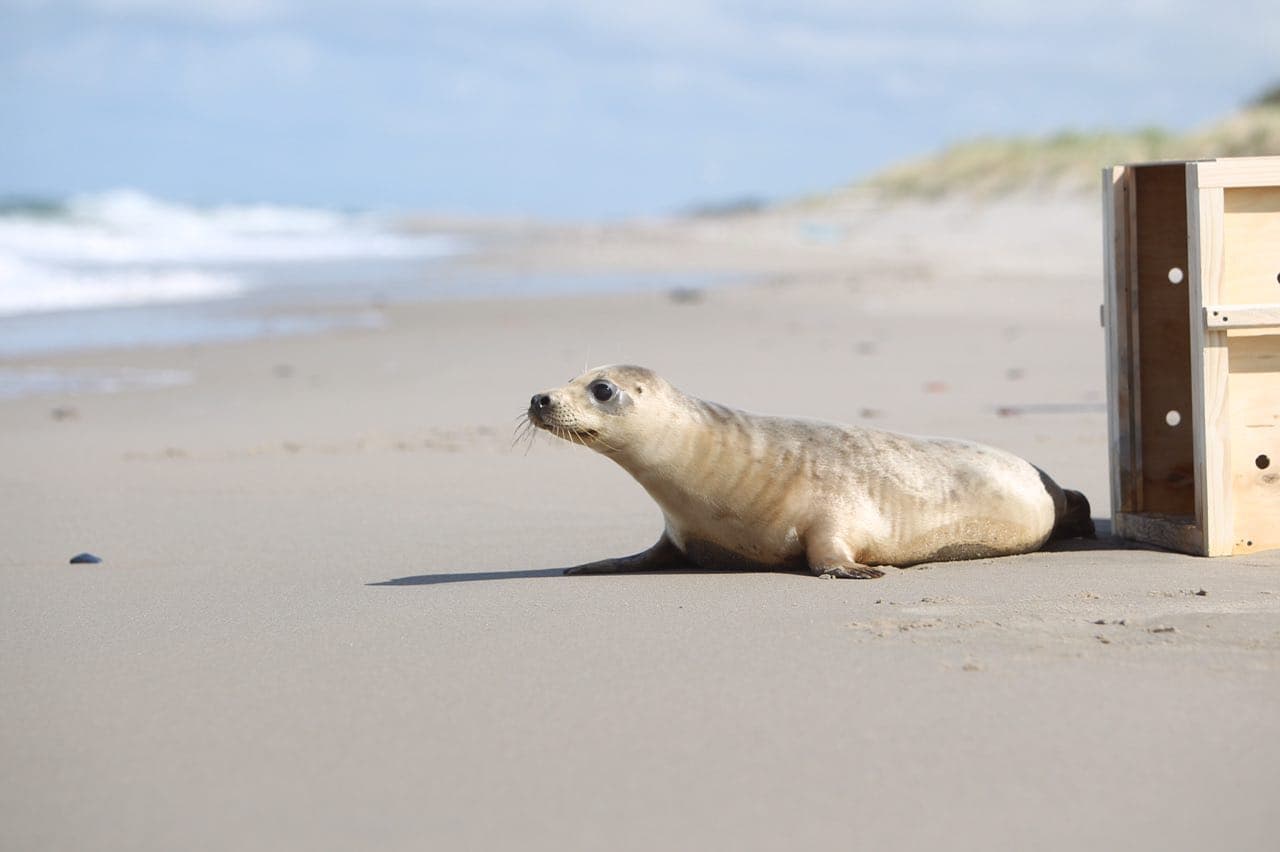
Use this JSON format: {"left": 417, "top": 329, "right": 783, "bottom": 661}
{"left": 69, "top": 552, "right": 102, "bottom": 564}
{"left": 668, "top": 287, "right": 704, "bottom": 304}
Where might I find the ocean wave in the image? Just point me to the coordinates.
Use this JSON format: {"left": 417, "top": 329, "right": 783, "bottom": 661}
{"left": 0, "top": 251, "right": 246, "bottom": 316}
{"left": 0, "top": 189, "right": 453, "bottom": 265}
{"left": 0, "top": 189, "right": 457, "bottom": 317}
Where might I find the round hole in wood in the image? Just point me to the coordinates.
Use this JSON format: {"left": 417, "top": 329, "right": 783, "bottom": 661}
{"left": 1258, "top": 454, "right": 1272, "bottom": 470}
{"left": 1168, "top": 267, "right": 1184, "bottom": 284}
{"left": 1165, "top": 410, "right": 1181, "bottom": 427}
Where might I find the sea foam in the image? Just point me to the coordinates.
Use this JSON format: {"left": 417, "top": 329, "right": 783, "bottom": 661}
{"left": 0, "top": 252, "right": 245, "bottom": 317}
{"left": 0, "top": 189, "right": 455, "bottom": 316}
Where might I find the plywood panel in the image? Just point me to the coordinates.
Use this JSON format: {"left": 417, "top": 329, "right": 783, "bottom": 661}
{"left": 1222, "top": 187, "right": 1280, "bottom": 305}
{"left": 1228, "top": 334, "right": 1280, "bottom": 554}
{"left": 1133, "top": 164, "right": 1196, "bottom": 515}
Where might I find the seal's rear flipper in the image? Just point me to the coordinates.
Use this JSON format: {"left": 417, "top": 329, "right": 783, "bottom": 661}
{"left": 563, "top": 533, "right": 693, "bottom": 575}
{"left": 811, "top": 562, "right": 885, "bottom": 579}
{"left": 1051, "top": 489, "right": 1096, "bottom": 540}
{"left": 806, "top": 530, "right": 886, "bottom": 579}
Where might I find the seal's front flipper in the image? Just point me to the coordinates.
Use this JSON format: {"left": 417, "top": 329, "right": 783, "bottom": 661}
{"left": 806, "top": 527, "right": 885, "bottom": 579}
{"left": 563, "top": 534, "right": 692, "bottom": 575}
{"left": 811, "top": 562, "right": 885, "bottom": 580}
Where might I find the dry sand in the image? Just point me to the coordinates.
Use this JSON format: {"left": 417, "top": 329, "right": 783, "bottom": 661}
{"left": 2, "top": 197, "right": 1278, "bottom": 851}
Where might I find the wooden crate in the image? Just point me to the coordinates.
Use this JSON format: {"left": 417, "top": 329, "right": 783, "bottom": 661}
{"left": 1103, "top": 156, "right": 1280, "bottom": 556}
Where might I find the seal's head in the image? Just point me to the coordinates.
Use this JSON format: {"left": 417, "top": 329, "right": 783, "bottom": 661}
{"left": 527, "top": 364, "right": 667, "bottom": 455}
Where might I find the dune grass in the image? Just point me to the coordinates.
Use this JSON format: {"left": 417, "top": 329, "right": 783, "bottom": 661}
{"left": 850, "top": 104, "right": 1280, "bottom": 201}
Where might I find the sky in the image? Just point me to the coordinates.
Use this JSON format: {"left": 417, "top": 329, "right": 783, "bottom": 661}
{"left": 1, "top": 0, "right": 1276, "bottom": 218}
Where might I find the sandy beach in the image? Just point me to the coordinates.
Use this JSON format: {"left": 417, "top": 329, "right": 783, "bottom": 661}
{"left": 3, "top": 196, "right": 1278, "bottom": 850}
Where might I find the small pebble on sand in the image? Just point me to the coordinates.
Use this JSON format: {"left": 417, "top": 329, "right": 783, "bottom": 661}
{"left": 69, "top": 552, "right": 102, "bottom": 564}
{"left": 668, "top": 287, "right": 704, "bottom": 304}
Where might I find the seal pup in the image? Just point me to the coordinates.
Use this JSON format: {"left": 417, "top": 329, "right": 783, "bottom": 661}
{"left": 525, "top": 365, "right": 1094, "bottom": 579}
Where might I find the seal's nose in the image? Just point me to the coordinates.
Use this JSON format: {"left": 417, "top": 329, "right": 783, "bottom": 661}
{"left": 531, "top": 393, "right": 552, "bottom": 410}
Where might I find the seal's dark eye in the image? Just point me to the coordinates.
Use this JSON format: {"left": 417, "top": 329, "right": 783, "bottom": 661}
{"left": 589, "top": 381, "right": 615, "bottom": 402}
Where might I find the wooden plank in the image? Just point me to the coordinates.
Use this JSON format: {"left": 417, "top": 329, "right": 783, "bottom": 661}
{"left": 1227, "top": 335, "right": 1280, "bottom": 555}
{"left": 1114, "top": 512, "right": 1204, "bottom": 555}
{"left": 1102, "top": 166, "right": 1122, "bottom": 520}
{"left": 1194, "top": 156, "right": 1280, "bottom": 189}
{"left": 1102, "top": 167, "right": 1139, "bottom": 518}
{"left": 1204, "top": 304, "right": 1280, "bottom": 329}
{"left": 1133, "top": 164, "right": 1196, "bottom": 515}
{"left": 1186, "top": 171, "right": 1234, "bottom": 556}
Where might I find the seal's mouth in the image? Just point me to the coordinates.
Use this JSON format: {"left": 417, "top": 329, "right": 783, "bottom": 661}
{"left": 527, "top": 407, "right": 598, "bottom": 442}
{"left": 554, "top": 426, "right": 599, "bottom": 442}
{"left": 541, "top": 421, "right": 600, "bottom": 442}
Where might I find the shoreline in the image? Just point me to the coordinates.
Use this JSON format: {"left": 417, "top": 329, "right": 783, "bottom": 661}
{"left": 0, "top": 193, "right": 1101, "bottom": 371}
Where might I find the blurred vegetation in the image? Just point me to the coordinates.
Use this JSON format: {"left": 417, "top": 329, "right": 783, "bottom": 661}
{"left": 842, "top": 89, "right": 1280, "bottom": 201}
{"left": 682, "top": 196, "right": 768, "bottom": 218}
{"left": 1251, "top": 82, "right": 1280, "bottom": 108}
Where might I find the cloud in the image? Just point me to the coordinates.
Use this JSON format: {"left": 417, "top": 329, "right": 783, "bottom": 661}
{"left": 11, "top": 0, "right": 1275, "bottom": 85}
{"left": 3, "top": 0, "right": 1275, "bottom": 214}
{"left": 12, "top": 29, "right": 318, "bottom": 93}
{"left": 71, "top": 0, "right": 282, "bottom": 23}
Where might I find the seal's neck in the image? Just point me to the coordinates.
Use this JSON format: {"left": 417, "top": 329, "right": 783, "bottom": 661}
{"left": 610, "top": 393, "right": 755, "bottom": 510}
